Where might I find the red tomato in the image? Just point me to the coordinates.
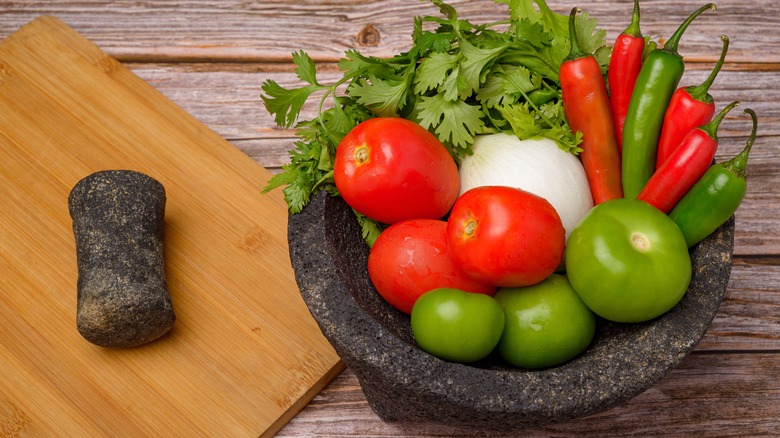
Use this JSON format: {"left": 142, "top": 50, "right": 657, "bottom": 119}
{"left": 334, "top": 118, "right": 459, "bottom": 224}
{"left": 446, "top": 186, "right": 565, "bottom": 287}
{"left": 368, "top": 219, "right": 496, "bottom": 314}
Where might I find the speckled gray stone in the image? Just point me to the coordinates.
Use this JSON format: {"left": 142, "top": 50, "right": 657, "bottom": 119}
{"left": 288, "top": 190, "right": 734, "bottom": 431}
{"left": 69, "top": 170, "right": 175, "bottom": 349}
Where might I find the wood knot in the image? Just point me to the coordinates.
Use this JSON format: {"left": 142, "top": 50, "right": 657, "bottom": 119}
{"left": 357, "top": 24, "right": 381, "bottom": 47}
{"left": 239, "top": 226, "right": 270, "bottom": 256}
{"left": 0, "top": 61, "right": 11, "bottom": 86}
{"left": 96, "top": 56, "right": 121, "bottom": 74}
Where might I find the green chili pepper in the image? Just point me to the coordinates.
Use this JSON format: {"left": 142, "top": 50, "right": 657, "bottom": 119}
{"left": 669, "top": 108, "right": 757, "bottom": 248}
{"left": 528, "top": 88, "right": 559, "bottom": 106}
{"left": 621, "top": 3, "right": 717, "bottom": 198}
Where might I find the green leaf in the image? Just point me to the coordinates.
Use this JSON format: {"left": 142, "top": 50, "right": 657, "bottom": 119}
{"left": 348, "top": 75, "right": 409, "bottom": 117}
{"left": 497, "top": 64, "right": 541, "bottom": 96}
{"left": 476, "top": 73, "right": 513, "bottom": 108}
{"left": 537, "top": 0, "right": 569, "bottom": 38}
{"left": 497, "top": 46, "right": 560, "bottom": 82}
{"left": 441, "top": 68, "right": 462, "bottom": 102}
{"left": 338, "top": 50, "right": 402, "bottom": 81}
{"left": 457, "top": 39, "right": 508, "bottom": 99}
{"left": 594, "top": 44, "right": 612, "bottom": 75}
{"left": 416, "top": 93, "right": 486, "bottom": 150}
{"left": 324, "top": 103, "right": 353, "bottom": 140}
{"left": 428, "top": 0, "right": 459, "bottom": 24}
{"left": 511, "top": 18, "right": 550, "bottom": 48}
{"left": 497, "top": 0, "right": 542, "bottom": 24}
{"left": 414, "top": 51, "right": 459, "bottom": 94}
{"left": 262, "top": 139, "right": 323, "bottom": 213}
{"left": 536, "top": 99, "right": 566, "bottom": 128}
{"left": 292, "top": 50, "right": 320, "bottom": 86}
{"left": 574, "top": 11, "right": 607, "bottom": 56}
{"left": 497, "top": 102, "right": 542, "bottom": 139}
{"left": 546, "top": 124, "right": 583, "bottom": 154}
{"left": 410, "top": 27, "right": 455, "bottom": 56}
{"left": 355, "top": 213, "right": 383, "bottom": 247}
{"left": 260, "top": 80, "right": 322, "bottom": 128}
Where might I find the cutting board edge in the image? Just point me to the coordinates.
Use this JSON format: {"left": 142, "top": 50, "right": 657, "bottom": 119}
{"left": 263, "top": 359, "right": 346, "bottom": 437}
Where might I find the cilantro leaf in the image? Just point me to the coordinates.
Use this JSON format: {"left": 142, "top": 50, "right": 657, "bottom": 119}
{"left": 414, "top": 51, "right": 459, "bottom": 94}
{"left": 260, "top": 80, "right": 322, "bottom": 128}
{"left": 292, "top": 50, "right": 320, "bottom": 86}
{"left": 348, "top": 75, "right": 410, "bottom": 117}
{"left": 410, "top": 16, "right": 455, "bottom": 56}
{"left": 260, "top": 51, "right": 327, "bottom": 128}
{"left": 574, "top": 11, "right": 607, "bottom": 57}
{"left": 534, "top": 0, "right": 569, "bottom": 39}
{"left": 476, "top": 73, "right": 511, "bottom": 108}
{"left": 457, "top": 39, "right": 508, "bottom": 99}
{"left": 354, "top": 212, "right": 383, "bottom": 247}
{"left": 496, "top": 64, "right": 541, "bottom": 96}
{"left": 415, "top": 93, "right": 486, "bottom": 151}
{"left": 263, "top": 139, "right": 326, "bottom": 213}
{"left": 497, "top": 102, "right": 542, "bottom": 139}
{"left": 511, "top": 18, "right": 550, "bottom": 48}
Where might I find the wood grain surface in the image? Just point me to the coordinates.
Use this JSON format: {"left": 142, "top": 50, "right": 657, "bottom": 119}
{"left": 1, "top": 1, "right": 778, "bottom": 436}
{"left": 0, "top": 16, "right": 341, "bottom": 437}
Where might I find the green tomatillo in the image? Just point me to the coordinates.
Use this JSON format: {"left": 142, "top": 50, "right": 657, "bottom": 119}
{"left": 495, "top": 274, "right": 596, "bottom": 370}
{"left": 565, "top": 198, "right": 692, "bottom": 323}
{"left": 411, "top": 288, "right": 505, "bottom": 364}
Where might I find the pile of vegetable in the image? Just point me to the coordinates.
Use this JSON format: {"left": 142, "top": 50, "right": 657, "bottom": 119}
{"left": 261, "top": 0, "right": 758, "bottom": 369}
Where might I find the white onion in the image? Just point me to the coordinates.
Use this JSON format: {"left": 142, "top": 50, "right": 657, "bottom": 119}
{"left": 459, "top": 133, "right": 593, "bottom": 241}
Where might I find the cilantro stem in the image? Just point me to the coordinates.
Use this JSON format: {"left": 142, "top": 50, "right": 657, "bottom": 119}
{"left": 480, "top": 19, "right": 512, "bottom": 29}
{"left": 312, "top": 170, "right": 334, "bottom": 192}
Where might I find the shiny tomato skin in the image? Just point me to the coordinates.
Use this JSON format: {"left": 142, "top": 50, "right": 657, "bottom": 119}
{"left": 495, "top": 274, "right": 595, "bottom": 369}
{"left": 411, "top": 287, "right": 505, "bottom": 363}
{"left": 446, "top": 186, "right": 565, "bottom": 288}
{"left": 368, "top": 219, "right": 497, "bottom": 314}
{"left": 565, "top": 198, "right": 692, "bottom": 322}
{"left": 334, "top": 118, "right": 459, "bottom": 224}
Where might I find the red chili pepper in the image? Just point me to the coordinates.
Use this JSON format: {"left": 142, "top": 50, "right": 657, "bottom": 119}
{"left": 561, "top": 8, "right": 623, "bottom": 204}
{"left": 608, "top": 0, "right": 644, "bottom": 152}
{"left": 638, "top": 101, "right": 739, "bottom": 213}
{"left": 656, "top": 35, "right": 729, "bottom": 169}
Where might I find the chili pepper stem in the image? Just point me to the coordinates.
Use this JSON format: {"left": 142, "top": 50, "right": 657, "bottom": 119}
{"left": 723, "top": 108, "right": 758, "bottom": 177}
{"left": 663, "top": 3, "right": 717, "bottom": 53}
{"left": 625, "top": 0, "right": 642, "bottom": 37}
{"left": 701, "top": 100, "right": 740, "bottom": 140}
{"left": 565, "top": 8, "right": 585, "bottom": 61}
{"left": 687, "top": 35, "right": 729, "bottom": 103}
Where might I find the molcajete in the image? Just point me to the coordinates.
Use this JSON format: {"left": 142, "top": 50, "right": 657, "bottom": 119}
{"left": 287, "top": 190, "right": 734, "bottom": 431}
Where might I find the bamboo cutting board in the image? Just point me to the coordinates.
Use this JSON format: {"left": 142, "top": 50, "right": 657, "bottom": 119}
{"left": 0, "top": 16, "right": 343, "bottom": 437}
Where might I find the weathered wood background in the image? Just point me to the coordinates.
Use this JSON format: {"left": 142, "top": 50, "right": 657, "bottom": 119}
{"left": 1, "top": 1, "right": 778, "bottom": 436}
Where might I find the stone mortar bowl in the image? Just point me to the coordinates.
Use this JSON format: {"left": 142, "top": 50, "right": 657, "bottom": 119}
{"left": 288, "top": 190, "right": 734, "bottom": 431}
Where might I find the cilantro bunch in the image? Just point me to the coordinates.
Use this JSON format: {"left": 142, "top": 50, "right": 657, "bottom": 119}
{"left": 261, "top": 0, "right": 609, "bottom": 223}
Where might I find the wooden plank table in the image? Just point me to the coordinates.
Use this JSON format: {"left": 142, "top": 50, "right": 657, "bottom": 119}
{"left": 1, "top": 1, "right": 778, "bottom": 436}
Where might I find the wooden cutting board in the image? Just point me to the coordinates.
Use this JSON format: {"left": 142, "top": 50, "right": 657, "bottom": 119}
{"left": 0, "top": 16, "right": 343, "bottom": 437}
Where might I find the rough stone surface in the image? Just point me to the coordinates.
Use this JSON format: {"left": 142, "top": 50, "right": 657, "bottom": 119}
{"left": 288, "top": 190, "right": 734, "bottom": 431}
{"left": 69, "top": 170, "right": 175, "bottom": 349}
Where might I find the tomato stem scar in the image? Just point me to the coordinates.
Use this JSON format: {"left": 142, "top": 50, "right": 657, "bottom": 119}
{"left": 463, "top": 219, "right": 477, "bottom": 238}
{"left": 631, "top": 232, "right": 650, "bottom": 251}
{"left": 354, "top": 146, "right": 370, "bottom": 164}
